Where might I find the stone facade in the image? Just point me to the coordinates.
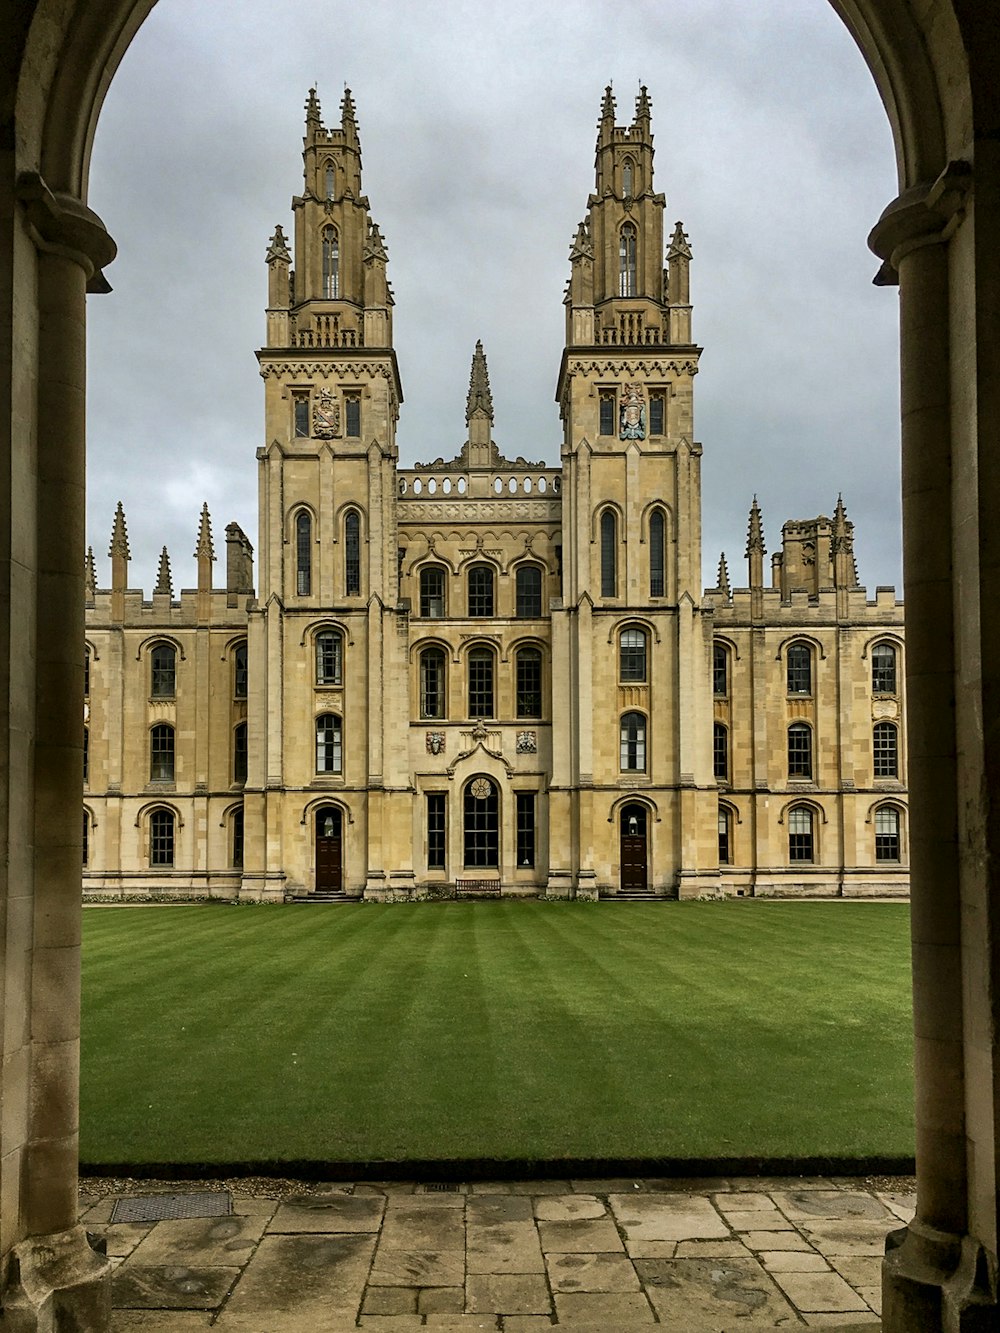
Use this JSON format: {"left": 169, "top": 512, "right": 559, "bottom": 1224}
{"left": 83, "top": 87, "right": 907, "bottom": 903}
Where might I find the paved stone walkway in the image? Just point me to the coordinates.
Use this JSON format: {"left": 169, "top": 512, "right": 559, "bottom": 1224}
{"left": 81, "top": 1175, "right": 912, "bottom": 1330}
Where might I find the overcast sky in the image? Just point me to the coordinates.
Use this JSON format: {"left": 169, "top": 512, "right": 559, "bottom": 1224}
{"left": 86, "top": 0, "right": 901, "bottom": 597}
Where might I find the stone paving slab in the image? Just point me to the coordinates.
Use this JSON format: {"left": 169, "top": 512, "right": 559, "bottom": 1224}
{"left": 635, "top": 1255, "right": 799, "bottom": 1326}
{"left": 123, "top": 1214, "right": 266, "bottom": 1265}
{"left": 267, "top": 1194, "right": 386, "bottom": 1233}
{"left": 214, "top": 1233, "right": 375, "bottom": 1330}
{"left": 112, "top": 1264, "right": 240, "bottom": 1309}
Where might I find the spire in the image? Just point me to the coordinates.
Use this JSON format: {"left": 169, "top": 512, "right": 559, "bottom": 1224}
{"left": 195, "top": 502, "right": 215, "bottom": 560}
{"left": 154, "top": 546, "right": 173, "bottom": 597}
{"left": 832, "top": 493, "right": 859, "bottom": 591}
{"left": 305, "top": 86, "right": 322, "bottom": 130}
{"left": 266, "top": 224, "right": 291, "bottom": 264}
{"left": 85, "top": 545, "right": 96, "bottom": 603}
{"left": 466, "top": 340, "right": 494, "bottom": 425}
{"left": 108, "top": 501, "right": 130, "bottom": 560}
{"left": 746, "top": 496, "right": 765, "bottom": 591}
{"left": 717, "top": 552, "right": 731, "bottom": 600}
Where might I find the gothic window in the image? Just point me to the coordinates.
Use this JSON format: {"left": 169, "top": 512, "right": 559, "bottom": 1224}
{"left": 84, "top": 648, "right": 90, "bottom": 697}
{"left": 620, "top": 711, "right": 646, "bottom": 771}
{"left": 420, "top": 565, "right": 446, "bottom": 617}
{"left": 713, "top": 643, "right": 728, "bottom": 696}
{"left": 619, "top": 627, "right": 647, "bottom": 681}
{"left": 622, "top": 158, "right": 634, "bottom": 197}
{"left": 872, "top": 643, "right": 897, "bottom": 694}
{"left": 150, "top": 643, "right": 176, "bottom": 698}
{"left": 516, "top": 647, "right": 543, "bottom": 718}
{"left": 150, "top": 809, "right": 175, "bottom": 867}
{"left": 83, "top": 726, "right": 89, "bottom": 784}
{"left": 875, "top": 806, "right": 901, "bottom": 862}
{"left": 600, "top": 510, "right": 617, "bottom": 597}
{"left": 649, "top": 393, "right": 665, "bottom": 436}
{"left": 718, "top": 806, "right": 732, "bottom": 865}
{"left": 788, "top": 806, "right": 814, "bottom": 862}
{"left": 150, "top": 724, "right": 175, "bottom": 782}
{"left": 294, "top": 395, "right": 309, "bottom": 438}
{"left": 233, "top": 722, "right": 248, "bottom": 784}
{"left": 516, "top": 791, "right": 536, "bottom": 868}
{"left": 315, "top": 630, "right": 343, "bottom": 686}
{"left": 619, "top": 223, "right": 637, "bottom": 297}
{"left": 873, "top": 721, "right": 899, "bottom": 778}
{"left": 786, "top": 642, "right": 812, "bottom": 695}
{"left": 315, "top": 713, "right": 342, "bottom": 774}
{"left": 464, "top": 776, "right": 499, "bottom": 868}
{"left": 344, "top": 510, "right": 361, "bottom": 595}
{"left": 713, "top": 722, "right": 729, "bottom": 781}
{"left": 427, "top": 792, "right": 446, "bottom": 869}
{"left": 82, "top": 810, "right": 89, "bottom": 867}
{"left": 232, "top": 806, "right": 244, "bottom": 868}
{"left": 599, "top": 393, "right": 615, "bottom": 436}
{"left": 468, "top": 647, "right": 495, "bottom": 718}
{"left": 788, "top": 723, "right": 813, "bottom": 780}
{"left": 468, "top": 564, "right": 494, "bottom": 617}
{"left": 515, "top": 564, "right": 543, "bottom": 617}
{"left": 345, "top": 393, "right": 361, "bottom": 437}
{"left": 295, "top": 511, "right": 312, "bottom": 596}
{"left": 420, "top": 647, "right": 446, "bottom": 719}
{"left": 649, "top": 509, "right": 666, "bottom": 596}
{"left": 234, "top": 641, "right": 248, "bottom": 699}
{"left": 322, "top": 225, "right": 339, "bottom": 298}
{"left": 324, "top": 161, "right": 335, "bottom": 199}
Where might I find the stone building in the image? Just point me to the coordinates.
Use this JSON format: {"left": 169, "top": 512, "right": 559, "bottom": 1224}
{"left": 82, "top": 86, "right": 907, "bottom": 902}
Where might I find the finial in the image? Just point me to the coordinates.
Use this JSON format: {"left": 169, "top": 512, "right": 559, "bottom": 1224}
{"left": 466, "top": 340, "right": 494, "bottom": 426}
{"left": 108, "top": 501, "right": 130, "bottom": 559}
{"left": 195, "top": 502, "right": 215, "bottom": 561}
{"left": 668, "top": 220, "right": 692, "bottom": 260}
{"left": 266, "top": 224, "right": 291, "bottom": 264}
{"left": 155, "top": 546, "right": 173, "bottom": 597}
{"left": 717, "top": 552, "right": 731, "bottom": 598}
{"left": 600, "top": 84, "right": 616, "bottom": 123}
{"left": 305, "top": 86, "right": 322, "bottom": 128}
{"left": 85, "top": 545, "right": 97, "bottom": 598}
{"left": 746, "top": 495, "right": 766, "bottom": 556}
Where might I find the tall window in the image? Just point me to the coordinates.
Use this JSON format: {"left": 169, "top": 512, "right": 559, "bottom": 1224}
{"left": 233, "top": 722, "right": 248, "bottom": 784}
{"left": 83, "top": 726, "right": 89, "bottom": 784}
{"left": 234, "top": 642, "right": 248, "bottom": 698}
{"left": 622, "top": 158, "right": 633, "bottom": 197}
{"left": 150, "top": 643, "right": 176, "bottom": 698}
{"left": 516, "top": 792, "right": 536, "bottom": 868}
{"left": 427, "top": 792, "right": 446, "bottom": 869}
{"left": 324, "top": 161, "right": 335, "bottom": 199}
{"left": 322, "top": 225, "right": 339, "bottom": 298}
{"left": 713, "top": 722, "right": 729, "bottom": 781}
{"left": 786, "top": 643, "right": 812, "bottom": 695}
{"left": 344, "top": 510, "right": 361, "bottom": 595}
{"left": 150, "top": 809, "right": 175, "bottom": 867}
{"left": 620, "top": 711, "right": 646, "bottom": 771}
{"left": 232, "top": 806, "right": 244, "bottom": 868}
{"left": 315, "top": 630, "right": 343, "bottom": 685}
{"left": 599, "top": 393, "right": 615, "bottom": 436}
{"left": 649, "top": 509, "right": 665, "bottom": 596}
{"left": 294, "top": 396, "right": 309, "bottom": 438}
{"left": 873, "top": 721, "right": 899, "bottom": 778}
{"left": 600, "top": 510, "right": 617, "bottom": 597}
{"left": 345, "top": 394, "right": 361, "bottom": 437}
{"left": 875, "top": 806, "right": 901, "bottom": 862}
{"left": 788, "top": 723, "right": 813, "bottom": 779}
{"left": 420, "top": 566, "right": 446, "bottom": 617}
{"left": 316, "top": 713, "right": 342, "bottom": 774}
{"left": 150, "top": 724, "right": 174, "bottom": 782}
{"left": 788, "top": 806, "right": 814, "bottom": 862}
{"left": 619, "top": 223, "right": 637, "bottom": 296}
{"left": 718, "top": 807, "right": 732, "bottom": 865}
{"left": 295, "top": 511, "right": 311, "bottom": 596}
{"left": 649, "top": 394, "right": 665, "bottom": 436}
{"left": 82, "top": 810, "right": 89, "bottom": 867}
{"left": 516, "top": 647, "right": 543, "bottom": 718}
{"left": 420, "top": 647, "right": 446, "bottom": 719}
{"left": 464, "top": 777, "right": 499, "bottom": 868}
{"left": 713, "top": 643, "right": 728, "bottom": 696}
{"left": 468, "top": 564, "right": 494, "bottom": 617}
{"left": 84, "top": 649, "right": 90, "bottom": 697}
{"left": 468, "top": 648, "right": 494, "bottom": 718}
{"left": 515, "top": 565, "right": 543, "bottom": 617}
{"left": 619, "top": 627, "right": 647, "bottom": 681}
{"left": 872, "top": 643, "right": 897, "bottom": 694}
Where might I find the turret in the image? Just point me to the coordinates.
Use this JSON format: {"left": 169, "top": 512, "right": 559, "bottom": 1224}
{"left": 226, "top": 523, "right": 255, "bottom": 608}
{"left": 666, "top": 221, "right": 693, "bottom": 343}
{"left": 265, "top": 225, "right": 291, "bottom": 345}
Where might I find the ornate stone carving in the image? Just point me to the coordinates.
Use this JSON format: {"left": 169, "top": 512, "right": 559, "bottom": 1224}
{"left": 872, "top": 698, "right": 899, "bottom": 720}
{"left": 516, "top": 731, "right": 537, "bottom": 754}
{"left": 425, "top": 731, "right": 445, "bottom": 754}
{"left": 312, "top": 386, "right": 340, "bottom": 438}
{"left": 397, "top": 500, "right": 561, "bottom": 522}
{"left": 565, "top": 357, "right": 699, "bottom": 378}
{"left": 470, "top": 777, "right": 492, "bottom": 800}
{"left": 619, "top": 381, "right": 646, "bottom": 440}
{"left": 259, "top": 361, "right": 393, "bottom": 380}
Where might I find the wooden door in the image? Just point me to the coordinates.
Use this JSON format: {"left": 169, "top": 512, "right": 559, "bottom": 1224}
{"left": 316, "top": 806, "right": 343, "bottom": 891}
{"left": 620, "top": 804, "right": 648, "bottom": 892}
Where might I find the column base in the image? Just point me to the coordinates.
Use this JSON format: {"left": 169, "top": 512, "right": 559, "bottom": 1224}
{"left": 2, "top": 1224, "right": 111, "bottom": 1331}
{"left": 883, "top": 1220, "right": 998, "bottom": 1331}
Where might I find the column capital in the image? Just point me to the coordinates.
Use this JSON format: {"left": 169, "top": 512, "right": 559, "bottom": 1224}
{"left": 16, "top": 172, "right": 116, "bottom": 292}
{"left": 868, "top": 160, "right": 972, "bottom": 286}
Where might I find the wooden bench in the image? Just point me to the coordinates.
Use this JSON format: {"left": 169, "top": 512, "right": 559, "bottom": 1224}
{"left": 454, "top": 878, "right": 501, "bottom": 898}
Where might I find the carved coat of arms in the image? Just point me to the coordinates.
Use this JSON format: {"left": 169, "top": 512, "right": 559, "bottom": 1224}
{"left": 425, "top": 731, "right": 445, "bottom": 755}
{"left": 312, "top": 387, "right": 340, "bottom": 439}
{"left": 619, "top": 382, "right": 646, "bottom": 440}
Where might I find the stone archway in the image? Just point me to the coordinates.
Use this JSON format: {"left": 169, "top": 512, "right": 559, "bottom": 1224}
{"left": 2, "top": 3, "right": 998, "bottom": 1327}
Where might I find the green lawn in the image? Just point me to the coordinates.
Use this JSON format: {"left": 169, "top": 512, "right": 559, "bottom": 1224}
{"left": 80, "top": 901, "right": 914, "bottom": 1167}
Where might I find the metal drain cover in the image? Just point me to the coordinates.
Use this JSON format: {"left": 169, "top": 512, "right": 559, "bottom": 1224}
{"left": 110, "top": 1191, "right": 232, "bottom": 1224}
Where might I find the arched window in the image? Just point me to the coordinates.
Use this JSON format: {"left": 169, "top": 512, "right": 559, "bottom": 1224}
{"left": 150, "top": 809, "right": 175, "bottom": 867}
{"left": 82, "top": 810, "right": 89, "bottom": 867}
{"left": 600, "top": 510, "right": 617, "bottom": 597}
{"left": 150, "top": 724, "right": 174, "bottom": 782}
{"left": 420, "top": 647, "right": 446, "bottom": 719}
{"left": 873, "top": 721, "right": 899, "bottom": 778}
{"left": 344, "top": 510, "right": 361, "bottom": 595}
{"left": 468, "top": 564, "right": 494, "bottom": 617}
{"left": 718, "top": 806, "right": 732, "bottom": 865}
{"left": 233, "top": 722, "right": 248, "bottom": 784}
{"left": 315, "top": 713, "right": 342, "bottom": 774}
{"left": 295, "top": 511, "right": 312, "bottom": 596}
{"left": 468, "top": 647, "right": 495, "bottom": 718}
{"left": 464, "top": 776, "right": 499, "bottom": 868}
{"left": 324, "top": 161, "right": 335, "bottom": 199}
{"left": 649, "top": 509, "right": 666, "bottom": 596}
{"left": 232, "top": 805, "right": 245, "bottom": 869}
{"left": 875, "top": 806, "right": 901, "bottom": 862}
{"left": 620, "top": 711, "right": 646, "bottom": 771}
{"left": 420, "top": 565, "right": 446, "bottom": 617}
{"left": 622, "top": 158, "right": 634, "bottom": 197}
{"left": 516, "top": 646, "right": 543, "bottom": 718}
{"left": 713, "top": 722, "right": 729, "bottom": 781}
{"left": 619, "top": 223, "right": 637, "bottom": 296}
{"left": 322, "top": 225, "right": 339, "bottom": 298}
{"left": 786, "top": 642, "right": 812, "bottom": 695}
{"left": 84, "top": 648, "right": 90, "bottom": 698}
{"left": 315, "top": 630, "right": 343, "bottom": 685}
{"left": 150, "top": 643, "right": 176, "bottom": 698}
{"left": 788, "top": 723, "right": 813, "bottom": 779}
{"left": 619, "top": 627, "right": 647, "bottom": 682}
{"left": 515, "top": 565, "right": 543, "bottom": 618}
{"left": 713, "top": 643, "right": 728, "bottom": 696}
{"left": 788, "top": 806, "right": 814, "bottom": 863}
{"left": 83, "top": 725, "right": 89, "bottom": 784}
{"left": 233, "top": 641, "right": 248, "bottom": 699}
{"left": 872, "top": 642, "right": 898, "bottom": 694}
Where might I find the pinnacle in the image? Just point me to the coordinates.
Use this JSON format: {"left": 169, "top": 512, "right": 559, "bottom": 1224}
{"left": 634, "top": 83, "right": 652, "bottom": 124}
{"left": 85, "top": 545, "right": 97, "bottom": 595}
{"left": 600, "top": 83, "right": 616, "bottom": 123}
{"left": 668, "top": 220, "right": 692, "bottom": 259}
{"left": 195, "top": 502, "right": 215, "bottom": 561}
{"left": 155, "top": 546, "right": 173, "bottom": 597}
{"left": 266, "top": 224, "right": 290, "bottom": 263}
{"left": 717, "top": 552, "right": 731, "bottom": 596}
{"left": 341, "top": 86, "right": 357, "bottom": 125}
{"left": 109, "top": 501, "right": 130, "bottom": 560}
{"left": 305, "top": 86, "right": 322, "bottom": 126}
{"left": 466, "top": 340, "right": 494, "bottom": 425}
{"left": 746, "top": 495, "right": 766, "bottom": 556}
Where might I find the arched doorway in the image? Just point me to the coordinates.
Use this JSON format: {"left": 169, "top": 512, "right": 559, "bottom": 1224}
{"left": 315, "top": 805, "right": 343, "bottom": 891}
{"left": 619, "top": 803, "right": 648, "bottom": 892}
